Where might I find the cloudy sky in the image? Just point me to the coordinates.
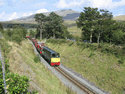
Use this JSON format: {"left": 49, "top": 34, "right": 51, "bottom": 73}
{"left": 0, "top": 0, "right": 125, "bottom": 21}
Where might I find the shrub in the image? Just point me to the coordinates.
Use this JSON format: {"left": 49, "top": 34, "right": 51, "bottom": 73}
{"left": 34, "top": 55, "right": 40, "bottom": 63}
{"left": 118, "top": 59, "right": 124, "bottom": 64}
{"left": 12, "top": 34, "right": 22, "bottom": 44}
{"left": 6, "top": 73, "right": 29, "bottom": 93}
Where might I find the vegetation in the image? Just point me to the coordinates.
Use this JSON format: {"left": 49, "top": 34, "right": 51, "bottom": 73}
{"left": 46, "top": 39, "right": 125, "bottom": 94}
{"left": 0, "top": 25, "right": 27, "bottom": 44}
{"left": 0, "top": 38, "right": 32, "bottom": 93}
{"left": 34, "top": 12, "right": 71, "bottom": 39}
{"left": 0, "top": 60, "right": 5, "bottom": 94}
{"left": 0, "top": 27, "right": 76, "bottom": 93}
{"left": 0, "top": 26, "right": 37, "bottom": 93}
{"left": 76, "top": 7, "right": 125, "bottom": 45}
{"left": 7, "top": 39, "right": 76, "bottom": 94}
{"left": 0, "top": 23, "right": 3, "bottom": 30}
{"left": 29, "top": 29, "right": 36, "bottom": 38}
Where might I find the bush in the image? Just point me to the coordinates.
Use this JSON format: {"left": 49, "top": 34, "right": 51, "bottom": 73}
{"left": 0, "top": 61, "right": 5, "bottom": 94}
{"left": 0, "top": 23, "right": 3, "bottom": 30}
{"left": 34, "top": 55, "right": 40, "bottom": 63}
{"left": 118, "top": 59, "right": 124, "bottom": 64}
{"left": 6, "top": 73, "right": 29, "bottom": 93}
{"left": 12, "top": 34, "right": 22, "bottom": 44}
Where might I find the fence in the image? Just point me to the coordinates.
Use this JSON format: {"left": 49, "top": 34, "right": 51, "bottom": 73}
{"left": 0, "top": 45, "right": 8, "bottom": 94}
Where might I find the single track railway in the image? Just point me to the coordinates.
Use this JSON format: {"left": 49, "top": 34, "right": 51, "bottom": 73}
{"left": 55, "top": 66, "right": 97, "bottom": 94}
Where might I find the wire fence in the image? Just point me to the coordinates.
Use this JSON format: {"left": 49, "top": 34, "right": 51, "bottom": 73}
{"left": 0, "top": 45, "right": 8, "bottom": 94}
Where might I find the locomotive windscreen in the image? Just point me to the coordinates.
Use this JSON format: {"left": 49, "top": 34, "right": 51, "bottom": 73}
{"left": 52, "top": 53, "right": 60, "bottom": 57}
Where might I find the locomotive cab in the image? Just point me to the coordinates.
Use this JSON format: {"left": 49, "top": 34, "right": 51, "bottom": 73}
{"left": 42, "top": 46, "right": 60, "bottom": 66}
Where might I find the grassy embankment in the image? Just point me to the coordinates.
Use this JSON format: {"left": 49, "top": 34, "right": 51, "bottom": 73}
{"left": 6, "top": 39, "right": 76, "bottom": 94}
{"left": 43, "top": 39, "right": 125, "bottom": 94}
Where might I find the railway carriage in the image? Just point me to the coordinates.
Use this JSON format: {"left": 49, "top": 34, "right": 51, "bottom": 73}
{"left": 42, "top": 46, "right": 60, "bottom": 66}
{"left": 36, "top": 44, "right": 43, "bottom": 54}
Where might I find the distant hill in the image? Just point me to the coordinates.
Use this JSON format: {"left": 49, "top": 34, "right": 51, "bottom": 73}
{"left": 11, "top": 9, "right": 80, "bottom": 22}
{"left": 113, "top": 15, "right": 125, "bottom": 22}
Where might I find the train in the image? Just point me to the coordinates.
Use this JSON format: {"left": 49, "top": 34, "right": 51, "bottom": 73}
{"left": 26, "top": 36, "right": 60, "bottom": 66}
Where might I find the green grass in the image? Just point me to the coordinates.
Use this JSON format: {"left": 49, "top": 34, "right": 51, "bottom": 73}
{"left": 45, "top": 39, "right": 125, "bottom": 94}
{"left": 7, "top": 39, "right": 76, "bottom": 94}
{"left": 67, "top": 26, "right": 82, "bottom": 37}
{"left": 63, "top": 21, "right": 82, "bottom": 37}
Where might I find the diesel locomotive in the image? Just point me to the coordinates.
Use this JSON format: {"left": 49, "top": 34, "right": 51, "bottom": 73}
{"left": 26, "top": 36, "right": 60, "bottom": 66}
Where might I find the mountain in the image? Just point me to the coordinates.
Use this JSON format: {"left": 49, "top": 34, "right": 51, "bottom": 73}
{"left": 11, "top": 9, "right": 80, "bottom": 22}
{"left": 7, "top": 9, "right": 125, "bottom": 23}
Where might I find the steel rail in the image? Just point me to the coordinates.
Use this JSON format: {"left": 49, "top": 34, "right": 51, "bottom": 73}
{"left": 55, "top": 67, "right": 96, "bottom": 94}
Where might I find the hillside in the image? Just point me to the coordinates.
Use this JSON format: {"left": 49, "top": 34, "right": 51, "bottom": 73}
{"left": 0, "top": 37, "right": 76, "bottom": 94}
{"left": 45, "top": 39, "right": 125, "bottom": 94}
{"left": 113, "top": 15, "right": 125, "bottom": 21}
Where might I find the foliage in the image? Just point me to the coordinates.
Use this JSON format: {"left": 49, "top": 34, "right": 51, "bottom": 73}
{"left": 112, "top": 30, "right": 125, "bottom": 44}
{"left": 35, "top": 12, "right": 71, "bottom": 39}
{"left": 11, "top": 34, "right": 22, "bottom": 44}
{"left": 1, "top": 25, "right": 27, "bottom": 44}
{"left": 0, "top": 23, "right": 3, "bottom": 30}
{"left": 34, "top": 55, "right": 40, "bottom": 63}
{"left": 29, "top": 29, "right": 36, "bottom": 37}
{"left": 6, "top": 73, "right": 29, "bottom": 93}
{"left": 0, "top": 61, "right": 5, "bottom": 94}
{"left": 0, "top": 38, "right": 38, "bottom": 93}
{"left": 76, "top": 7, "right": 100, "bottom": 43}
{"left": 118, "top": 59, "right": 124, "bottom": 64}
{"left": 76, "top": 7, "right": 125, "bottom": 45}
{"left": 34, "top": 13, "right": 46, "bottom": 39}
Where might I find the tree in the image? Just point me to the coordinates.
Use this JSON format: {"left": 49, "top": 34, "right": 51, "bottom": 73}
{"left": 49, "top": 12, "right": 64, "bottom": 39}
{"left": 0, "top": 23, "right": 3, "bottom": 30}
{"left": 29, "top": 30, "right": 36, "bottom": 38}
{"left": 76, "top": 7, "right": 100, "bottom": 43}
{"left": 35, "top": 12, "right": 68, "bottom": 39}
{"left": 12, "top": 25, "right": 27, "bottom": 38}
{"left": 95, "top": 9, "right": 114, "bottom": 43}
{"left": 34, "top": 13, "right": 46, "bottom": 39}
{"left": 112, "top": 30, "right": 125, "bottom": 44}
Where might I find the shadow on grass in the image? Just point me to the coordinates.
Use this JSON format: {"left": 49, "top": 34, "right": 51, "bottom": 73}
{"left": 69, "top": 42, "right": 74, "bottom": 46}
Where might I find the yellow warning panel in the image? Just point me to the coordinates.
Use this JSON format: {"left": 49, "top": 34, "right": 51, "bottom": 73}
{"left": 51, "top": 58, "right": 60, "bottom": 62}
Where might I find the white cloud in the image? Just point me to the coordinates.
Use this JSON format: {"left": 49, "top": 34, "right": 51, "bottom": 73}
{"left": 8, "top": 12, "right": 18, "bottom": 20}
{"left": 36, "top": 9, "right": 48, "bottom": 13}
{"left": 55, "top": 0, "right": 125, "bottom": 9}
{"left": 0, "top": 12, "right": 5, "bottom": 20}
{"left": 32, "top": 2, "right": 46, "bottom": 8}
{"left": 22, "top": 13, "right": 33, "bottom": 17}
{"left": 0, "top": 0, "right": 5, "bottom": 7}
{"left": 55, "top": 0, "right": 84, "bottom": 8}
{"left": 0, "top": 12, "right": 5, "bottom": 18}
{"left": 20, "top": 0, "right": 33, "bottom": 2}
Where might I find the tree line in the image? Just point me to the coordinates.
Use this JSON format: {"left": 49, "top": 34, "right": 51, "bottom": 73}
{"left": 34, "top": 12, "right": 72, "bottom": 39}
{"left": 0, "top": 24, "right": 27, "bottom": 44}
{"left": 76, "top": 7, "right": 125, "bottom": 45}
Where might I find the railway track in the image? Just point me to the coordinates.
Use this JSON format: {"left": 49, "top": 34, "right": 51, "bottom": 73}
{"left": 55, "top": 66, "right": 97, "bottom": 94}
{"left": 30, "top": 39, "right": 106, "bottom": 94}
